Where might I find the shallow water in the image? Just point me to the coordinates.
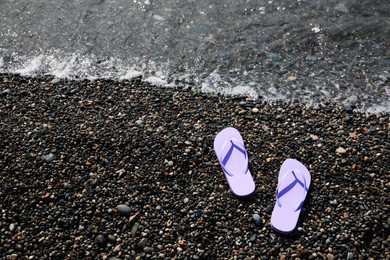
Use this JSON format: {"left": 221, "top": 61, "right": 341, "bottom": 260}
{"left": 0, "top": 0, "right": 389, "bottom": 112}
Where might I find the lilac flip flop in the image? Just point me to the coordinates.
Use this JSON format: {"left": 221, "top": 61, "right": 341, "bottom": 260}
{"left": 271, "top": 159, "right": 311, "bottom": 233}
{"left": 213, "top": 127, "right": 255, "bottom": 197}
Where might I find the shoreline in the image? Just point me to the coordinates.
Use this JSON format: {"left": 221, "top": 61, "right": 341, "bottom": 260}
{"left": 0, "top": 74, "right": 389, "bottom": 259}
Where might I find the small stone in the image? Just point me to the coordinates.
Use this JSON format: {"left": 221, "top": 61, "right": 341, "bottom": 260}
{"left": 306, "top": 55, "right": 319, "bottom": 62}
{"left": 113, "top": 244, "right": 122, "bottom": 252}
{"left": 1, "top": 88, "right": 11, "bottom": 95}
{"left": 310, "top": 134, "right": 319, "bottom": 140}
{"left": 129, "top": 213, "right": 138, "bottom": 223}
{"left": 336, "top": 147, "right": 346, "bottom": 154}
{"left": 167, "top": 160, "right": 174, "bottom": 167}
{"left": 252, "top": 107, "right": 259, "bottom": 113}
{"left": 108, "top": 234, "right": 116, "bottom": 243}
{"left": 135, "top": 119, "right": 144, "bottom": 126}
{"left": 280, "top": 254, "right": 287, "bottom": 260}
{"left": 117, "top": 204, "right": 132, "bottom": 216}
{"left": 41, "top": 153, "right": 56, "bottom": 162}
{"left": 144, "top": 246, "right": 153, "bottom": 253}
{"left": 9, "top": 254, "right": 18, "bottom": 260}
{"left": 253, "top": 213, "right": 261, "bottom": 226}
{"left": 347, "top": 252, "right": 354, "bottom": 260}
{"left": 14, "top": 244, "right": 24, "bottom": 252}
{"left": 9, "top": 223, "right": 15, "bottom": 232}
{"left": 51, "top": 78, "right": 61, "bottom": 84}
{"left": 131, "top": 222, "right": 140, "bottom": 237}
{"left": 287, "top": 75, "right": 297, "bottom": 81}
{"left": 266, "top": 52, "right": 282, "bottom": 61}
{"left": 266, "top": 205, "right": 273, "bottom": 213}
{"left": 326, "top": 253, "right": 335, "bottom": 260}
{"left": 138, "top": 238, "right": 148, "bottom": 248}
{"left": 94, "top": 234, "right": 107, "bottom": 248}
{"left": 183, "top": 198, "right": 189, "bottom": 204}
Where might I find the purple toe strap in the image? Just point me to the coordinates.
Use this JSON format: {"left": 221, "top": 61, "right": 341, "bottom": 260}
{"left": 219, "top": 139, "right": 249, "bottom": 177}
{"left": 276, "top": 169, "right": 308, "bottom": 211}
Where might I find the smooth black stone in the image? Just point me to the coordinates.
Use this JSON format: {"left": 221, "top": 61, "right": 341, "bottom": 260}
{"left": 94, "top": 234, "right": 108, "bottom": 248}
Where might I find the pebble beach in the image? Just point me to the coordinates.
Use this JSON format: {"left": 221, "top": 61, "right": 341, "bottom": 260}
{"left": 0, "top": 74, "right": 389, "bottom": 259}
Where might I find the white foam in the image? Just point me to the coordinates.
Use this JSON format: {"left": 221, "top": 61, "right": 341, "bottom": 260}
{"left": 145, "top": 76, "right": 167, "bottom": 86}
{"left": 231, "top": 85, "right": 258, "bottom": 99}
{"left": 1, "top": 52, "right": 389, "bottom": 114}
{"left": 119, "top": 69, "right": 143, "bottom": 80}
{"left": 14, "top": 55, "right": 44, "bottom": 76}
{"left": 0, "top": 56, "right": 4, "bottom": 73}
{"left": 46, "top": 54, "right": 80, "bottom": 79}
{"left": 366, "top": 100, "right": 390, "bottom": 114}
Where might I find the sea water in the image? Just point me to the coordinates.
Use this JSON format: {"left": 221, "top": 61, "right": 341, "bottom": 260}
{"left": 0, "top": 0, "right": 389, "bottom": 113}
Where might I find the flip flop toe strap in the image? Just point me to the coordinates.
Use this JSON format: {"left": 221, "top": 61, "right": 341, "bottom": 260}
{"left": 276, "top": 169, "right": 308, "bottom": 211}
{"left": 219, "top": 138, "right": 249, "bottom": 177}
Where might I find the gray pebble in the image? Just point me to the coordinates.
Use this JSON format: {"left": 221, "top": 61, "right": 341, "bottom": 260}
{"left": 108, "top": 234, "right": 116, "bottom": 243}
{"left": 347, "top": 252, "right": 354, "bottom": 260}
{"left": 41, "top": 153, "right": 56, "bottom": 162}
{"left": 306, "top": 55, "right": 319, "bottom": 62}
{"left": 1, "top": 88, "right": 11, "bottom": 95}
{"left": 138, "top": 238, "right": 148, "bottom": 248}
{"left": 135, "top": 119, "right": 144, "bottom": 126}
{"left": 253, "top": 213, "right": 261, "bottom": 226}
{"left": 266, "top": 52, "right": 282, "bottom": 61}
{"left": 297, "top": 227, "right": 305, "bottom": 233}
{"left": 51, "top": 78, "right": 61, "bottom": 84}
{"left": 144, "top": 246, "right": 153, "bottom": 253}
{"left": 117, "top": 204, "right": 132, "bottom": 216}
{"left": 131, "top": 222, "right": 140, "bottom": 237}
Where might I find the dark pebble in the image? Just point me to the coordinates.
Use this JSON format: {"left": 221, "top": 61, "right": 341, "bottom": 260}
{"left": 94, "top": 234, "right": 107, "bottom": 248}
{"left": 117, "top": 204, "right": 132, "bottom": 216}
{"left": 138, "top": 237, "right": 149, "bottom": 248}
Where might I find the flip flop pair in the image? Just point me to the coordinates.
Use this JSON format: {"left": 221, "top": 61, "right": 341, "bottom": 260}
{"left": 213, "top": 127, "right": 311, "bottom": 234}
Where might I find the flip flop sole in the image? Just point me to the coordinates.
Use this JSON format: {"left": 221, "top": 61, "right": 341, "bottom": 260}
{"left": 213, "top": 127, "right": 255, "bottom": 197}
{"left": 271, "top": 159, "right": 311, "bottom": 233}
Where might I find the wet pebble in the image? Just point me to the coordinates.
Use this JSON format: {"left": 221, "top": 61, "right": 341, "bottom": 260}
{"left": 51, "top": 78, "right": 61, "bottom": 84}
